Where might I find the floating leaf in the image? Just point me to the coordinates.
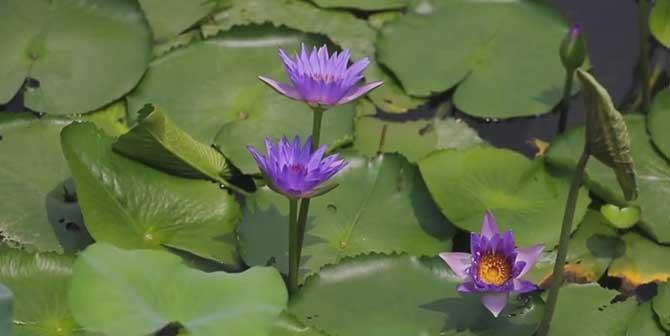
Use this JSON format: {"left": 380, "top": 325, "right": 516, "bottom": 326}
{"left": 354, "top": 116, "right": 484, "bottom": 162}
{"left": 378, "top": 0, "right": 569, "bottom": 118}
{"left": 0, "top": 283, "right": 11, "bottom": 336}
{"left": 548, "top": 284, "right": 637, "bottom": 336}
{"left": 648, "top": 88, "right": 670, "bottom": 159}
{"left": 418, "top": 146, "right": 591, "bottom": 247}
{"left": 0, "top": 114, "right": 90, "bottom": 252}
{"left": 75, "top": 101, "right": 130, "bottom": 137}
{"left": 627, "top": 302, "right": 667, "bottom": 336}
{"left": 608, "top": 232, "right": 670, "bottom": 289}
{"left": 271, "top": 313, "right": 329, "bottom": 336}
{"left": 653, "top": 282, "right": 670, "bottom": 332}
{"left": 239, "top": 152, "right": 454, "bottom": 281}
{"left": 525, "top": 210, "right": 623, "bottom": 287}
{"left": 289, "top": 254, "right": 543, "bottom": 336}
{"left": 546, "top": 116, "right": 670, "bottom": 243}
{"left": 201, "top": 0, "right": 425, "bottom": 113}
{"left": 138, "top": 0, "right": 220, "bottom": 42}
{"left": 0, "top": 0, "right": 151, "bottom": 115}
{"left": 113, "top": 104, "right": 248, "bottom": 191}
{"left": 650, "top": 0, "right": 670, "bottom": 47}
{"left": 311, "top": 0, "right": 409, "bottom": 10}
{"left": 0, "top": 248, "right": 99, "bottom": 336}
{"left": 577, "top": 69, "right": 638, "bottom": 201}
{"left": 61, "top": 123, "right": 241, "bottom": 266}
{"left": 69, "top": 243, "right": 286, "bottom": 336}
{"left": 600, "top": 204, "right": 640, "bottom": 229}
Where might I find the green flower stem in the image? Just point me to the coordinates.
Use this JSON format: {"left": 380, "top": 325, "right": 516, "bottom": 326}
{"left": 288, "top": 198, "right": 299, "bottom": 296}
{"left": 639, "top": 0, "right": 651, "bottom": 113}
{"left": 557, "top": 69, "right": 575, "bottom": 134}
{"left": 537, "top": 145, "right": 590, "bottom": 336}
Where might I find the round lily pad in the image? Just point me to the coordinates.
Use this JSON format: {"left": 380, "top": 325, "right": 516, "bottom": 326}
{"left": 69, "top": 243, "right": 287, "bottom": 336}
{"left": 61, "top": 122, "right": 241, "bottom": 267}
{"left": 0, "top": 0, "right": 151, "bottom": 115}
{"left": 418, "top": 146, "right": 591, "bottom": 247}
{"left": 354, "top": 116, "right": 484, "bottom": 162}
{"left": 289, "top": 254, "right": 544, "bottom": 336}
{"left": 0, "top": 114, "right": 91, "bottom": 253}
{"left": 608, "top": 232, "right": 670, "bottom": 289}
{"left": 0, "top": 248, "right": 99, "bottom": 336}
{"left": 239, "top": 152, "right": 455, "bottom": 281}
{"left": 548, "top": 284, "right": 638, "bottom": 336}
{"left": 138, "top": 0, "right": 219, "bottom": 42}
{"left": 648, "top": 88, "right": 670, "bottom": 159}
{"left": 546, "top": 116, "right": 670, "bottom": 243}
{"left": 311, "top": 0, "right": 409, "bottom": 10}
{"left": 377, "top": 0, "right": 570, "bottom": 118}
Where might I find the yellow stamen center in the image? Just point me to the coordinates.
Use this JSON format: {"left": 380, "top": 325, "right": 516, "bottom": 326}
{"left": 478, "top": 253, "right": 512, "bottom": 286}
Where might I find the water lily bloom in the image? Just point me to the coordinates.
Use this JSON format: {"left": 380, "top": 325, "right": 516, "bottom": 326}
{"left": 259, "top": 44, "right": 383, "bottom": 107}
{"left": 247, "top": 136, "right": 347, "bottom": 199}
{"left": 440, "top": 212, "right": 544, "bottom": 317}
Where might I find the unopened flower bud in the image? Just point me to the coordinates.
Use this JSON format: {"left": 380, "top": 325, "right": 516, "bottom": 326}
{"left": 560, "top": 24, "right": 587, "bottom": 71}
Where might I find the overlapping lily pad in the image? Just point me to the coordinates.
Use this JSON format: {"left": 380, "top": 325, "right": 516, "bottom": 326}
{"left": 548, "top": 284, "right": 638, "bottom": 336}
{"left": 648, "top": 88, "right": 670, "bottom": 159}
{"left": 608, "top": 232, "right": 670, "bottom": 289}
{"left": 0, "top": 114, "right": 86, "bottom": 252}
{"left": 378, "top": 0, "right": 570, "bottom": 118}
{"left": 289, "top": 254, "right": 544, "bottom": 336}
{"left": 201, "top": 0, "right": 425, "bottom": 113}
{"left": 418, "top": 146, "right": 591, "bottom": 247}
{"left": 546, "top": 116, "right": 670, "bottom": 243}
{"left": 312, "top": 0, "right": 409, "bottom": 10}
{"left": 627, "top": 302, "right": 667, "bottom": 336}
{"left": 61, "top": 122, "right": 241, "bottom": 266}
{"left": 354, "top": 116, "right": 484, "bottom": 162}
{"left": 138, "top": 0, "right": 221, "bottom": 42}
{"left": 271, "top": 313, "right": 329, "bottom": 336}
{"left": 0, "top": 0, "right": 151, "bottom": 115}
{"left": 653, "top": 282, "right": 670, "bottom": 332}
{"left": 0, "top": 248, "right": 99, "bottom": 336}
{"left": 651, "top": 0, "right": 670, "bottom": 48}
{"left": 525, "top": 210, "right": 623, "bottom": 287}
{"left": 69, "top": 243, "right": 287, "bottom": 336}
{"left": 239, "top": 152, "right": 455, "bottom": 281}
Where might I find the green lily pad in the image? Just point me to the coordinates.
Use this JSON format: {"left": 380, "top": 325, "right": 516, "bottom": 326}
{"left": 525, "top": 210, "right": 623, "bottom": 287}
{"left": 312, "top": 0, "right": 409, "bottom": 10}
{"left": 548, "top": 284, "right": 638, "bottom": 336}
{"left": 608, "top": 232, "right": 670, "bottom": 289}
{"left": 75, "top": 101, "right": 130, "bottom": 137}
{"left": 0, "top": 248, "right": 99, "bottom": 336}
{"left": 354, "top": 116, "right": 484, "bottom": 162}
{"left": 0, "top": 0, "right": 151, "bottom": 115}
{"left": 0, "top": 283, "right": 11, "bottom": 336}
{"left": 653, "top": 282, "right": 670, "bottom": 332}
{"left": 648, "top": 88, "right": 670, "bottom": 159}
{"left": 138, "top": 0, "right": 220, "bottom": 42}
{"left": 418, "top": 146, "right": 591, "bottom": 247}
{"left": 546, "top": 116, "right": 670, "bottom": 243}
{"left": 600, "top": 204, "right": 641, "bottom": 229}
{"left": 60, "top": 122, "right": 241, "bottom": 266}
{"left": 239, "top": 152, "right": 455, "bottom": 281}
{"left": 627, "top": 302, "right": 666, "bottom": 336}
{"left": 289, "top": 254, "right": 544, "bottom": 336}
{"left": 69, "top": 243, "right": 287, "bottom": 336}
{"left": 271, "top": 313, "right": 329, "bottom": 336}
{"left": 201, "top": 0, "right": 425, "bottom": 113}
{"left": 651, "top": 0, "right": 670, "bottom": 48}
{"left": 378, "top": 0, "right": 570, "bottom": 118}
{"left": 0, "top": 114, "right": 92, "bottom": 253}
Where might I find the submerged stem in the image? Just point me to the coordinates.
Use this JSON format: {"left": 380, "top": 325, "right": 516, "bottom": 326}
{"left": 536, "top": 146, "right": 590, "bottom": 336}
{"left": 639, "top": 0, "right": 651, "bottom": 113}
{"left": 557, "top": 70, "right": 575, "bottom": 134}
{"left": 288, "top": 198, "right": 299, "bottom": 296}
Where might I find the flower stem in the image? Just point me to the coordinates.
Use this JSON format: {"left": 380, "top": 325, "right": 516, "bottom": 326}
{"left": 537, "top": 145, "right": 590, "bottom": 336}
{"left": 288, "top": 198, "right": 299, "bottom": 296}
{"left": 638, "top": 0, "right": 651, "bottom": 113}
{"left": 295, "top": 107, "right": 326, "bottom": 286}
{"left": 557, "top": 70, "right": 575, "bottom": 134}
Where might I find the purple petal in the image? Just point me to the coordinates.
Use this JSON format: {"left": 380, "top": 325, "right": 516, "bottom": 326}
{"left": 480, "top": 211, "right": 500, "bottom": 239}
{"left": 457, "top": 281, "right": 478, "bottom": 293}
{"left": 258, "top": 76, "right": 302, "bottom": 101}
{"left": 513, "top": 279, "right": 538, "bottom": 293}
{"left": 439, "top": 252, "right": 471, "bottom": 280}
{"left": 515, "top": 244, "right": 544, "bottom": 277}
{"left": 335, "top": 81, "right": 384, "bottom": 105}
{"left": 481, "top": 293, "right": 508, "bottom": 317}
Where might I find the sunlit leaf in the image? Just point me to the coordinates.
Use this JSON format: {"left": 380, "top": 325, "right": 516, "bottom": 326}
{"left": 650, "top": 0, "right": 670, "bottom": 47}
{"left": 608, "top": 232, "right": 670, "bottom": 290}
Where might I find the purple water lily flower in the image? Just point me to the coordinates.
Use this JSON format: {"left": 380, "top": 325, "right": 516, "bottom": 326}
{"left": 247, "top": 136, "right": 347, "bottom": 199}
{"left": 440, "top": 211, "right": 544, "bottom": 317}
{"left": 259, "top": 44, "right": 383, "bottom": 107}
